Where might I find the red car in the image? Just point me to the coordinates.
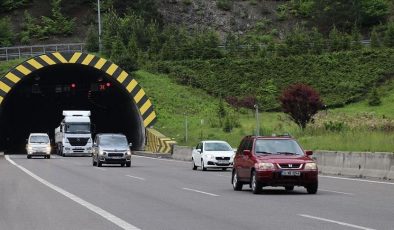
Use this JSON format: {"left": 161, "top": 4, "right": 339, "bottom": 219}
{"left": 232, "top": 135, "right": 318, "bottom": 194}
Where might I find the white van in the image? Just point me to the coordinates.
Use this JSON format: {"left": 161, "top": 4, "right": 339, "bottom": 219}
{"left": 26, "top": 133, "right": 51, "bottom": 159}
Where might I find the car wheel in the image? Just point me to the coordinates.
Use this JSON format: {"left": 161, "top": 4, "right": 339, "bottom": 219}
{"left": 97, "top": 160, "right": 102, "bottom": 167}
{"left": 285, "top": 186, "right": 294, "bottom": 191}
{"left": 201, "top": 160, "right": 207, "bottom": 171}
{"left": 121, "top": 163, "right": 125, "bottom": 167}
{"left": 306, "top": 183, "right": 318, "bottom": 194}
{"left": 92, "top": 157, "right": 97, "bottom": 166}
{"left": 126, "top": 162, "right": 131, "bottom": 167}
{"left": 251, "top": 171, "right": 262, "bottom": 194}
{"left": 232, "top": 171, "right": 243, "bottom": 191}
{"left": 192, "top": 158, "right": 197, "bottom": 170}
{"left": 47, "top": 156, "right": 51, "bottom": 159}
{"left": 27, "top": 155, "right": 31, "bottom": 159}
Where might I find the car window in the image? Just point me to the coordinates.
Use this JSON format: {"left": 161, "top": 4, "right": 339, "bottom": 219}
{"left": 30, "top": 135, "right": 49, "bottom": 144}
{"left": 237, "top": 138, "right": 250, "bottom": 155}
{"left": 99, "top": 135, "right": 128, "bottom": 148}
{"left": 204, "top": 142, "right": 232, "bottom": 151}
{"left": 255, "top": 139, "right": 304, "bottom": 155}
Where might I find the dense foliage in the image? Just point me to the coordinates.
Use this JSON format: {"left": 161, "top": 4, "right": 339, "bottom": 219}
{"left": 0, "top": 18, "right": 13, "bottom": 46}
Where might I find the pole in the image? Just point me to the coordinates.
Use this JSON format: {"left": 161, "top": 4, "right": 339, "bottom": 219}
{"left": 185, "top": 113, "right": 188, "bottom": 143}
{"left": 255, "top": 104, "right": 260, "bottom": 136}
{"left": 97, "top": 0, "right": 102, "bottom": 53}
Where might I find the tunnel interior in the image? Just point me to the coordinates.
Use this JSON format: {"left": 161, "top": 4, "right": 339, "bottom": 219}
{"left": 0, "top": 64, "right": 145, "bottom": 153}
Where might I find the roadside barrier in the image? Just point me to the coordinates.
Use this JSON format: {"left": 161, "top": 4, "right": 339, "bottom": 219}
{"left": 314, "top": 151, "right": 394, "bottom": 180}
{"left": 171, "top": 145, "right": 192, "bottom": 161}
{"left": 145, "top": 128, "right": 177, "bottom": 154}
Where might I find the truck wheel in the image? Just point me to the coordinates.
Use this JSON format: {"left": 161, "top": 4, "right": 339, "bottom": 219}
{"left": 47, "top": 156, "right": 51, "bottom": 159}
{"left": 27, "top": 155, "right": 31, "bottom": 159}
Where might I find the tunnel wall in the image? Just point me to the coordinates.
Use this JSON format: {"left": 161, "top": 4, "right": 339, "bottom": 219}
{"left": 0, "top": 52, "right": 157, "bottom": 150}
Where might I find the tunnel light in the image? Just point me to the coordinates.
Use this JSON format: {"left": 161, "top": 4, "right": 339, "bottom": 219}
{"left": 106, "top": 82, "right": 111, "bottom": 87}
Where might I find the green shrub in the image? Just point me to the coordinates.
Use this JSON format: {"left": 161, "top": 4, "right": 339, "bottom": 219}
{"left": 85, "top": 24, "right": 99, "bottom": 52}
{"left": 217, "top": 0, "right": 233, "bottom": 11}
{"left": 0, "top": 17, "right": 13, "bottom": 46}
{"left": 368, "top": 87, "right": 381, "bottom": 106}
{"left": 324, "top": 121, "right": 345, "bottom": 132}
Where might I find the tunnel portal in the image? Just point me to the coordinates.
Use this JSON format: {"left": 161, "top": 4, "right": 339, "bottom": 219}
{"left": 0, "top": 52, "right": 156, "bottom": 153}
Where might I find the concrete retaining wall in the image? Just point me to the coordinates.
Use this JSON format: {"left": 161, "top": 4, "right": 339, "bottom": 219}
{"left": 171, "top": 145, "right": 192, "bottom": 161}
{"left": 314, "top": 151, "right": 394, "bottom": 180}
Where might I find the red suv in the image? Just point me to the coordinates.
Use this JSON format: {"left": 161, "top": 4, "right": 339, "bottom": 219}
{"left": 232, "top": 135, "right": 318, "bottom": 194}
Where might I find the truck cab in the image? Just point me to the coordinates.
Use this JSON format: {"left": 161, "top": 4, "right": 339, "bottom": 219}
{"left": 55, "top": 111, "right": 93, "bottom": 157}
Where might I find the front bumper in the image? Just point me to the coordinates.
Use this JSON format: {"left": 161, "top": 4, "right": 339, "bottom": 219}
{"left": 27, "top": 151, "right": 50, "bottom": 156}
{"left": 256, "top": 170, "right": 318, "bottom": 186}
{"left": 63, "top": 147, "right": 92, "bottom": 156}
{"left": 204, "top": 159, "right": 233, "bottom": 168}
{"left": 98, "top": 155, "right": 131, "bottom": 164}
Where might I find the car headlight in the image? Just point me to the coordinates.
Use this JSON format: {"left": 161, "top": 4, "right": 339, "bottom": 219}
{"left": 305, "top": 162, "right": 317, "bottom": 170}
{"left": 99, "top": 149, "right": 104, "bottom": 155}
{"left": 46, "top": 146, "right": 51, "bottom": 152}
{"left": 126, "top": 150, "right": 131, "bottom": 155}
{"left": 206, "top": 154, "right": 214, "bottom": 160}
{"left": 27, "top": 146, "right": 33, "bottom": 151}
{"left": 257, "top": 162, "right": 275, "bottom": 170}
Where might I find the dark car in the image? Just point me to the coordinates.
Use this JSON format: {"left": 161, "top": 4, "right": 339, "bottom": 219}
{"left": 92, "top": 133, "right": 132, "bottom": 167}
{"left": 232, "top": 135, "right": 318, "bottom": 194}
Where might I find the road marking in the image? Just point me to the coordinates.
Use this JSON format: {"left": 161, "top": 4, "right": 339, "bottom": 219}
{"left": 320, "top": 175, "right": 394, "bottom": 185}
{"left": 182, "top": 188, "right": 220, "bottom": 197}
{"left": 319, "top": 189, "right": 354, "bottom": 196}
{"left": 95, "top": 167, "right": 107, "bottom": 171}
{"left": 133, "top": 155, "right": 189, "bottom": 163}
{"left": 126, "top": 175, "right": 145, "bottom": 181}
{"left": 299, "top": 214, "right": 376, "bottom": 230}
{"left": 5, "top": 155, "right": 140, "bottom": 230}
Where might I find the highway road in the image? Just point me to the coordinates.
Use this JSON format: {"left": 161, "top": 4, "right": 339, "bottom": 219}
{"left": 1, "top": 154, "right": 393, "bottom": 230}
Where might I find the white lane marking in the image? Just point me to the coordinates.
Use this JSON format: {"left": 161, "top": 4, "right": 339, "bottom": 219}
{"left": 125, "top": 175, "right": 145, "bottom": 181}
{"left": 216, "top": 174, "right": 230, "bottom": 177}
{"left": 5, "top": 155, "right": 140, "bottom": 230}
{"left": 319, "top": 189, "right": 354, "bottom": 196}
{"left": 95, "top": 167, "right": 107, "bottom": 171}
{"left": 182, "top": 188, "right": 220, "bottom": 197}
{"left": 133, "top": 155, "right": 189, "bottom": 163}
{"left": 320, "top": 175, "right": 394, "bottom": 185}
{"left": 299, "top": 214, "right": 376, "bottom": 230}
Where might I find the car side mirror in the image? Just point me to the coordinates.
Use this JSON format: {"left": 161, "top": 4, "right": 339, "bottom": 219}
{"left": 196, "top": 149, "right": 201, "bottom": 153}
{"left": 243, "top": 150, "right": 252, "bottom": 156}
{"left": 305, "top": 150, "right": 313, "bottom": 156}
{"left": 129, "top": 143, "right": 133, "bottom": 147}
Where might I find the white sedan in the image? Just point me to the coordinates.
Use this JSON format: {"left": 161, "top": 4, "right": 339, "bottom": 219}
{"left": 192, "top": 140, "right": 235, "bottom": 171}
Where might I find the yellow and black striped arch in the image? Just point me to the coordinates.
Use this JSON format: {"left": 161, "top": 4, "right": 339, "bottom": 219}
{"left": 0, "top": 52, "right": 157, "bottom": 127}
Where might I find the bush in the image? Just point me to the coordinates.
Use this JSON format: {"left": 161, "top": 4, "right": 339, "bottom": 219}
{"left": 324, "top": 121, "right": 345, "bottom": 132}
{"left": 279, "top": 83, "right": 324, "bottom": 129}
{"left": 217, "top": 0, "right": 233, "bottom": 11}
{"left": 368, "top": 87, "right": 381, "bottom": 106}
{"left": 0, "top": 17, "right": 13, "bottom": 46}
{"left": 85, "top": 24, "right": 99, "bottom": 52}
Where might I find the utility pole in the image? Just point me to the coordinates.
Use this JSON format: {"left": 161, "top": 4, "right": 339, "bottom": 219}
{"left": 254, "top": 104, "right": 260, "bottom": 136}
{"left": 184, "top": 113, "right": 188, "bottom": 143}
{"left": 97, "top": 0, "right": 102, "bottom": 53}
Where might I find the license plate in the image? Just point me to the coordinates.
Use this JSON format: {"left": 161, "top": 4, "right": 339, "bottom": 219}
{"left": 218, "top": 160, "right": 229, "bottom": 164}
{"left": 281, "top": 171, "right": 301, "bottom": 176}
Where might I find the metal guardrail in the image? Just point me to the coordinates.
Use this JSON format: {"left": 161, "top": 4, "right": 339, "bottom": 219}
{"left": 0, "top": 43, "right": 85, "bottom": 61}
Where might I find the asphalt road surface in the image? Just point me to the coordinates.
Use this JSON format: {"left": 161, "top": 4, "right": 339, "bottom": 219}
{"left": 1, "top": 154, "right": 393, "bottom": 230}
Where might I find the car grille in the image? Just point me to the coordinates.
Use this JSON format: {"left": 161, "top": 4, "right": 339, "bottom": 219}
{"left": 215, "top": 157, "right": 230, "bottom": 160}
{"left": 108, "top": 153, "right": 124, "bottom": 157}
{"left": 278, "top": 163, "right": 302, "bottom": 169}
{"left": 67, "top": 138, "right": 89, "bottom": 146}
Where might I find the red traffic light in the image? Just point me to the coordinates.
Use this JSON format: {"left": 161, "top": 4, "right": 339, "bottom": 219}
{"left": 71, "top": 83, "right": 76, "bottom": 88}
{"left": 106, "top": 82, "right": 111, "bottom": 87}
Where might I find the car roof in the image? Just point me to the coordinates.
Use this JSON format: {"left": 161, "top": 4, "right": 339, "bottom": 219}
{"left": 244, "top": 135, "right": 294, "bottom": 140}
{"left": 96, "top": 133, "right": 126, "bottom": 137}
{"left": 29, "top": 133, "right": 49, "bottom": 136}
{"left": 202, "top": 140, "right": 230, "bottom": 144}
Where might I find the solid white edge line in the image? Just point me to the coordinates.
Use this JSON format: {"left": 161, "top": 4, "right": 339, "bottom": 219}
{"left": 5, "top": 155, "right": 140, "bottom": 230}
{"left": 95, "top": 167, "right": 107, "bottom": 171}
{"left": 320, "top": 175, "right": 394, "bottom": 185}
{"left": 299, "top": 214, "right": 376, "bottom": 230}
{"left": 125, "top": 175, "right": 146, "bottom": 181}
{"left": 319, "top": 189, "right": 354, "bottom": 196}
{"left": 182, "top": 188, "right": 220, "bottom": 197}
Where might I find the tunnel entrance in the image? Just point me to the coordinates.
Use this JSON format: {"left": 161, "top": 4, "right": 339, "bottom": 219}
{"left": 0, "top": 52, "right": 156, "bottom": 153}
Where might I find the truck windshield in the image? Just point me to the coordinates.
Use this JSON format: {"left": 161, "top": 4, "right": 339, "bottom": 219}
{"left": 65, "top": 123, "right": 90, "bottom": 133}
{"left": 30, "top": 136, "right": 49, "bottom": 144}
{"left": 100, "top": 136, "right": 128, "bottom": 148}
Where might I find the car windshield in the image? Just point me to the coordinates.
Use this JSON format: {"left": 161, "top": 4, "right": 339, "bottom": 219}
{"left": 205, "top": 142, "right": 232, "bottom": 151}
{"left": 65, "top": 123, "right": 90, "bottom": 133}
{"left": 254, "top": 139, "right": 304, "bottom": 155}
{"left": 100, "top": 136, "right": 128, "bottom": 148}
{"left": 30, "top": 136, "right": 49, "bottom": 144}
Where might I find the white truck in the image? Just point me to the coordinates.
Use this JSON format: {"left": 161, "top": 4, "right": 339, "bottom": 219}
{"left": 55, "top": 111, "right": 93, "bottom": 156}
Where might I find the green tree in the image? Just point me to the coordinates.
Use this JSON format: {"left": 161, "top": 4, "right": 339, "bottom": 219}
{"left": 110, "top": 35, "right": 138, "bottom": 72}
{"left": 351, "top": 24, "right": 362, "bottom": 50}
{"left": 370, "top": 27, "right": 381, "bottom": 48}
{"left": 217, "top": 99, "right": 227, "bottom": 120}
{"left": 384, "top": 22, "right": 394, "bottom": 48}
{"left": 368, "top": 86, "right": 381, "bottom": 106}
{"left": 309, "top": 27, "right": 325, "bottom": 54}
{"left": 360, "top": 0, "right": 388, "bottom": 26}
{"left": 256, "top": 79, "right": 279, "bottom": 111}
{"left": 41, "top": 0, "right": 75, "bottom": 36}
{"left": 85, "top": 24, "right": 99, "bottom": 52}
{"left": 0, "top": 17, "right": 13, "bottom": 46}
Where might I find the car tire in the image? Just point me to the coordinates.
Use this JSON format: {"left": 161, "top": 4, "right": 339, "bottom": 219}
{"left": 27, "top": 155, "right": 31, "bottom": 159}
{"left": 306, "top": 183, "right": 318, "bottom": 194}
{"left": 251, "top": 171, "right": 262, "bottom": 194}
{"left": 126, "top": 162, "right": 131, "bottom": 167}
{"left": 192, "top": 158, "right": 197, "bottom": 170}
{"left": 97, "top": 161, "right": 102, "bottom": 167}
{"left": 92, "top": 157, "right": 97, "bottom": 166}
{"left": 232, "top": 171, "right": 243, "bottom": 191}
{"left": 201, "top": 160, "right": 207, "bottom": 171}
{"left": 47, "top": 156, "right": 51, "bottom": 159}
{"left": 121, "top": 163, "right": 125, "bottom": 167}
{"left": 285, "top": 186, "right": 294, "bottom": 191}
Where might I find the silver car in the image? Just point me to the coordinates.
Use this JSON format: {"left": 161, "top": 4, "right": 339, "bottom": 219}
{"left": 92, "top": 133, "right": 132, "bottom": 167}
{"left": 26, "top": 133, "right": 51, "bottom": 159}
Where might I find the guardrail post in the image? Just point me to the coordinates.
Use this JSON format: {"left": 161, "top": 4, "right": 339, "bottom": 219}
{"left": 18, "top": 48, "right": 21, "bottom": 59}
{"left": 5, "top": 48, "right": 8, "bottom": 61}
{"left": 30, "top": 47, "right": 33, "bottom": 57}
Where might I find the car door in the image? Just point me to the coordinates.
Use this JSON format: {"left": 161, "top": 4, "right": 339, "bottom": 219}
{"left": 234, "top": 138, "right": 248, "bottom": 180}
{"left": 243, "top": 139, "right": 255, "bottom": 181}
{"left": 196, "top": 143, "right": 204, "bottom": 166}
{"left": 192, "top": 143, "right": 201, "bottom": 166}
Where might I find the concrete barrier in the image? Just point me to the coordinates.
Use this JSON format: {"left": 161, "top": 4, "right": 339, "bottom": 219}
{"left": 171, "top": 145, "right": 192, "bottom": 161}
{"left": 314, "top": 151, "right": 394, "bottom": 180}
